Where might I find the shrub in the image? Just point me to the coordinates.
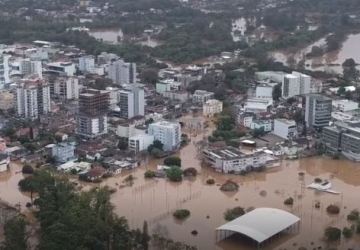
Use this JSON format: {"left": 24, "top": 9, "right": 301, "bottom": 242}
{"left": 144, "top": 170, "right": 156, "bottom": 178}
{"left": 22, "top": 165, "right": 34, "bottom": 174}
{"left": 325, "top": 227, "right": 341, "bottom": 241}
{"left": 284, "top": 197, "right": 294, "bottom": 206}
{"left": 224, "top": 207, "right": 245, "bottom": 221}
{"left": 183, "top": 167, "right": 197, "bottom": 177}
{"left": 314, "top": 178, "right": 322, "bottom": 183}
{"left": 164, "top": 156, "right": 181, "bottom": 167}
{"left": 326, "top": 204, "right": 340, "bottom": 214}
{"left": 173, "top": 209, "right": 190, "bottom": 220}
{"left": 166, "top": 166, "right": 183, "bottom": 182}
{"left": 220, "top": 180, "right": 239, "bottom": 192}
{"left": 206, "top": 179, "right": 215, "bottom": 185}
{"left": 342, "top": 227, "right": 353, "bottom": 238}
{"left": 347, "top": 210, "right": 359, "bottom": 221}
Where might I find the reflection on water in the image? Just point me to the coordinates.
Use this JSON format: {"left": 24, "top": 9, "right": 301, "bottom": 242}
{"left": 88, "top": 29, "right": 124, "bottom": 44}
{"left": 1, "top": 115, "right": 360, "bottom": 249}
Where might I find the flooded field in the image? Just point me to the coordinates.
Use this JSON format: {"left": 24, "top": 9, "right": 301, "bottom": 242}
{"left": 88, "top": 28, "right": 124, "bottom": 44}
{"left": 1, "top": 116, "right": 360, "bottom": 249}
{"left": 271, "top": 33, "right": 360, "bottom": 74}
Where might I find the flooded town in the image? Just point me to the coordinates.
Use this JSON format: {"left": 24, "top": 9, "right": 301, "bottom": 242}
{"left": 1, "top": 0, "right": 360, "bottom": 250}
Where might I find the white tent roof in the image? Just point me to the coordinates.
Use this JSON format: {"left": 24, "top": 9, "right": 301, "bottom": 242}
{"left": 216, "top": 208, "right": 300, "bottom": 243}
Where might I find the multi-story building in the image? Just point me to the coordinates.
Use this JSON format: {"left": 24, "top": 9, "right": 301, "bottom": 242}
{"left": 292, "top": 71, "right": 311, "bottom": 95}
{"left": 16, "top": 78, "right": 51, "bottom": 120}
{"left": 282, "top": 72, "right": 312, "bottom": 98}
{"left": 128, "top": 134, "right": 154, "bottom": 153}
{"left": 322, "top": 121, "right": 360, "bottom": 161}
{"left": 202, "top": 147, "right": 268, "bottom": 174}
{"left": 50, "top": 141, "right": 76, "bottom": 163}
{"left": 76, "top": 89, "right": 109, "bottom": 138}
{"left": 273, "top": 119, "right": 298, "bottom": 139}
{"left": 0, "top": 90, "right": 15, "bottom": 111}
{"left": 19, "top": 59, "right": 43, "bottom": 78}
{"left": 53, "top": 77, "right": 79, "bottom": 100}
{"left": 305, "top": 94, "right": 332, "bottom": 129}
{"left": 79, "top": 55, "right": 95, "bottom": 73}
{"left": 255, "top": 83, "right": 274, "bottom": 99}
{"left": 118, "top": 85, "right": 144, "bottom": 119}
{"left": 332, "top": 99, "right": 359, "bottom": 112}
{"left": 192, "top": 90, "right": 214, "bottom": 104}
{"left": 203, "top": 99, "right": 223, "bottom": 117}
{"left": 148, "top": 121, "right": 181, "bottom": 151}
{"left": 108, "top": 59, "right": 136, "bottom": 85}
{"left": 46, "top": 62, "right": 76, "bottom": 76}
{"left": 250, "top": 119, "right": 272, "bottom": 132}
{"left": 0, "top": 54, "right": 10, "bottom": 89}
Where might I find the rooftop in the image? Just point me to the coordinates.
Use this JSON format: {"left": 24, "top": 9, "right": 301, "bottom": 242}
{"left": 216, "top": 208, "right": 300, "bottom": 243}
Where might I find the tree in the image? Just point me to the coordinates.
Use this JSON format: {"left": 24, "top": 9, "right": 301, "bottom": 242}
{"left": 163, "top": 156, "right": 181, "bottom": 167}
{"left": 272, "top": 84, "right": 282, "bottom": 101}
{"left": 142, "top": 221, "right": 150, "bottom": 250}
{"left": 2, "top": 216, "right": 28, "bottom": 250}
{"left": 118, "top": 140, "right": 128, "bottom": 150}
{"left": 148, "top": 140, "right": 164, "bottom": 153}
{"left": 22, "top": 165, "right": 34, "bottom": 174}
{"left": 224, "top": 207, "right": 245, "bottom": 221}
{"left": 325, "top": 227, "right": 341, "bottom": 241}
{"left": 173, "top": 209, "right": 190, "bottom": 220}
{"left": 166, "top": 166, "right": 183, "bottom": 182}
{"left": 139, "top": 68, "right": 159, "bottom": 85}
{"left": 342, "top": 227, "right": 353, "bottom": 239}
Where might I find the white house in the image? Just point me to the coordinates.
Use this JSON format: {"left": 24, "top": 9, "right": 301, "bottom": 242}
{"left": 203, "top": 99, "right": 223, "bottom": 117}
{"left": 148, "top": 121, "right": 181, "bottom": 151}
{"left": 273, "top": 119, "right": 298, "bottom": 139}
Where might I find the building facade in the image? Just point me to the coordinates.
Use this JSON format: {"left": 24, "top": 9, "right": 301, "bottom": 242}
{"left": 273, "top": 119, "right": 297, "bottom": 139}
{"left": 118, "top": 86, "right": 144, "bottom": 119}
{"left": 203, "top": 99, "right": 223, "bottom": 117}
{"left": 128, "top": 134, "right": 154, "bottom": 153}
{"left": 108, "top": 59, "right": 136, "bottom": 85}
{"left": 16, "top": 79, "right": 51, "bottom": 120}
{"left": 53, "top": 77, "right": 79, "bottom": 100}
{"left": 148, "top": 121, "right": 181, "bottom": 151}
{"left": 305, "top": 94, "right": 332, "bottom": 129}
{"left": 51, "top": 141, "right": 76, "bottom": 163}
{"left": 192, "top": 90, "right": 214, "bottom": 104}
{"left": 79, "top": 55, "right": 95, "bottom": 73}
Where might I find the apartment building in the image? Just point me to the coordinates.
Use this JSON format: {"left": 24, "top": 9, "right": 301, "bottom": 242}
{"left": 50, "top": 141, "right": 76, "bottom": 163}
{"left": 192, "top": 90, "right": 214, "bottom": 104}
{"left": 203, "top": 99, "right": 223, "bottom": 117}
{"left": 118, "top": 85, "right": 144, "bottom": 119}
{"left": 148, "top": 121, "right": 181, "bottom": 151}
{"left": 108, "top": 59, "right": 136, "bottom": 85}
{"left": 305, "top": 94, "right": 332, "bottom": 129}
{"left": 273, "top": 119, "right": 297, "bottom": 139}
{"left": 53, "top": 77, "right": 79, "bottom": 100}
{"left": 128, "top": 134, "right": 154, "bottom": 153}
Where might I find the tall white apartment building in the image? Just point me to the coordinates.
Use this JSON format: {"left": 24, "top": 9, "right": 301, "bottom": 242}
{"left": 79, "top": 55, "right": 95, "bottom": 73}
{"left": 53, "top": 77, "right": 79, "bottom": 100}
{"left": 282, "top": 72, "right": 312, "bottom": 98}
{"left": 273, "top": 119, "right": 298, "bottom": 139}
{"left": 119, "top": 85, "right": 144, "bottom": 119}
{"left": 305, "top": 94, "right": 332, "bottom": 129}
{"left": 16, "top": 79, "right": 51, "bottom": 120}
{"left": 20, "top": 59, "right": 43, "bottom": 78}
{"left": 148, "top": 121, "right": 181, "bottom": 151}
{"left": 0, "top": 54, "right": 10, "bottom": 89}
{"left": 108, "top": 59, "right": 136, "bottom": 85}
{"left": 292, "top": 71, "right": 311, "bottom": 95}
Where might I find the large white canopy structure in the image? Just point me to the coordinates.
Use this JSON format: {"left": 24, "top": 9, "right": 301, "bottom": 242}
{"left": 216, "top": 208, "right": 300, "bottom": 244}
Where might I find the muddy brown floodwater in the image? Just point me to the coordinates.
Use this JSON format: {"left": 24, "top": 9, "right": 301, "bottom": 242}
{"left": 1, "top": 115, "right": 360, "bottom": 249}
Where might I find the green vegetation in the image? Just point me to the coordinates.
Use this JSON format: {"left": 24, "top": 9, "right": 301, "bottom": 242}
{"left": 147, "top": 140, "right": 165, "bottom": 158}
{"left": 152, "top": 234, "right": 197, "bottom": 250}
{"left": 342, "top": 227, "right": 353, "bottom": 239}
{"left": 144, "top": 170, "right": 156, "bottom": 179}
{"left": 173, "top": 209, "right": 191, "bottom": 220}
{"left": 22, "top": 165, "right": 34, "bottom": 174}
{"left": 206, "top": 179, "right": 215, "bottom": 185}
{"left": 1, "top": 216, "right": 27, "bottom": 250}
{"left": 183, "top": 168, "right": 198, "bottom": 177}
{"left": 284, "top": 197, "right": 294, "bottom": 206}
{"left": 347, "top": 210, "right": 359, "bottom": 221}
{"left": 224, "top": 207, "right": 245, "bottom": 221}
{"left": 324, "top": 227, "right": 341, "bottom": 241}
{"left": 220, "top": 180, "right": 239, "bottom": 192}
{"left": 164, "top": 156, "right": 181, "bottom": 167}
{"left": 166, "top": 166, "right": 183, "bottom": 182}
{"left": 209, "top": 112, "right": 245, "bottom": 144}
{"left": 326, "top": 204, "right": 340, "bottom": 214}
{"left": 272, "top": 84, "right": 282, "bottom": 101}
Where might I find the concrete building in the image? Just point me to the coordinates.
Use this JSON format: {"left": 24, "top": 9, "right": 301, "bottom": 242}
{"left": 282, "top": 74, "right": 299, "bottom": 98}
{"left": 273, "top": 119, "right": 297, "bottom": 139}
{"left": 322, "top": 121, "right": 360, "bottom": 161}
{"left": 128, "top": 134, "right": 154, "bottom": 153}
{"left": 19, "top": 59, "right": 43, "bottom": 78}
{"left": 255, "top": 71, "right": 286, "bottom": 84}
{"left": 76, "top": 89, "right": 109, "bottom": 138}
{"left": 156, "top": 79, "right": 181, "bottom": 94}
{"left": 53, "top": 77, "right": 79, "bottom": 100}
{"left": 305, "top": 94, "right": 332, "bottom": 129}
{"left": 250, "top": 120, "right": 272, "bottom": 132}
{"left": 202, "top": 147, "right": 268, "bottom": 174}
{"left": 292, "top": 71, "right": 311, "bottom": 95}
{"left": 79, "top": 55, "right": 95, "bottom": 73}
{"left": 192, "top": 90, "right": 215, "bottom": 104}
{"left": 255, "top": 84, "right": 273, "bottom": 99}
{"left": 244, "top": 98, "right": 273, "bottom": 113}
{"left": 148, "top": 121, "right": 181, "bottom": 151}
{"left": 108, "top": 59, "right": 136, "bottom": 85}
{"left": 118, "top": 85, "right": 144, "bottom": 119}
{"left": 203, "top": 99, "right": 223, "bottom": 117}
{"left": 0, "top": 153, "right": 10, "bottom": 172}
{"left": 0, "top": 54, "right": 10, "bottom": 89}
{"left": 0, "top": 90, "right": 15, "bottom": 111}
{"left": 16, "top": 78, "right": 51, "bottom": 120}
{"left": 332, "top": 99, "right": 359, "bottom": 112}
{"left": 46, "top": 62, "right": 76, "bottom": 76}
{"left": 50, "top": 141, "right": 76, "bottom": 163}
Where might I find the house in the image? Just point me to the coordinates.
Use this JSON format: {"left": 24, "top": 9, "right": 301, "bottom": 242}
{"left": 80, "top": 166, "right": 105, "bottom": 182}
{"left": 0, "top": 153, "right": 10, "bottom": 172}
